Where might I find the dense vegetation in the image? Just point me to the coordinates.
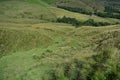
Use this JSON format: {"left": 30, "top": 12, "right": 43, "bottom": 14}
{"left": 57, "top": 6, "right": 120, "bottom": 19}
{"left": 104, "top": 6, "right": 120, "bottom": 14}
{"left": 56, "top": 0, "right": 104, "bottom": 12}
{"left": 47, "top": 48, "right": 120, "bottom": 80}
{"left": 57, "top": 16, "right": 111, "bottom": 27}
{"left": 57, "top": 6, "right": 92, "bottom": 15}
{"left": 95, "top": 6, "right": 120, "bottom": 19}
{"left": 95, "top": 12, "right": 120, "bottom": 19}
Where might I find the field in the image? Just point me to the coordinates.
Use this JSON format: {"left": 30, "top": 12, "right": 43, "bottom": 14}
{"left": 0, "top": 0, "right": 120, "bottom": 80}
{"left": 0, "top": 22, "right": 120, "bottom": 80}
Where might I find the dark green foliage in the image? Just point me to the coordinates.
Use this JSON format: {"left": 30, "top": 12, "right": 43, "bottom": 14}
{"left": 57, "top": 6, "right": 92, "bottom": 15}
{"left": 83, "top": 19, "right": 110, "bottom": 26}
{"left": 104, "top": 6, "right": 120, "bottom": 14}
{"left": 62, "top": 61, "right": 84, "bottom": 80}
{"left": 63, "top": 62, "right": 71, "bottom": 78}
{"left": 95, "top": 12, "right": 120, "bottom": 19}
{"left": 94, "top": 5, "right": 120, "bottom": 19}
{"left": 49, "top": 69, "right": 58, "bottom": 80}
{"left": 56, "top": 16, "right": 111, "bottom": 27}
{"left": 57, "top": 16, "right": 82, "bottom": 27}
{"left": 57, "top": 6, "right": 120, "bottom": 19}
{"left": 87, "top": 49, "right": 120, "bottom": 80}
{"left": 92, "top": 49, "right": 111, "bottom": 63}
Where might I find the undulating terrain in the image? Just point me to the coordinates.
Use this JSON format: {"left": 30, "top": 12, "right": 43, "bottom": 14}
{"left": 0, "top": 0, "right": 120, "bottom": 80}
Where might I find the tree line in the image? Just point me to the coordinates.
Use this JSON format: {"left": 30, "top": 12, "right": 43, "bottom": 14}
{"left": 57, "top": 6, "right": 92, "bottom": 15}
{"left": 95, "top": 12, "right": 120, "bottom": 19}
{"left": 56, "top": 16, "right": 111, "bottom": 27}
{"left": 57, "top": 6, "right": 120, "bottom": 19}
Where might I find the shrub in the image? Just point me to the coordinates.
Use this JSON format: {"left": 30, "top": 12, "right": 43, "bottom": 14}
{"left": 56, "top": 16, "right": 82, "bottom": 27}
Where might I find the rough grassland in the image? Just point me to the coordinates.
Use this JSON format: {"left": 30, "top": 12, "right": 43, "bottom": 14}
{"left": 0, "top": 0, "right": 120, "bottom": 80}
{"left": 0, "top": 1, "right": 119, "bottom": 24}
{"left": 0, "top": 23, "right": 120, "bottom": 80}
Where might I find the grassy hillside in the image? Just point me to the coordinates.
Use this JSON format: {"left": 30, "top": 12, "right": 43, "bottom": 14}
{"left": 0, "top": 0, "right": 120, "bottom": 80}
{"left": 1, "top": 0, "right": 119, "bottom": 13}
{"left": 0, "top": 24, "right": 120, "bottom": 80}
{"left": 41, "top": 0, "right": 57, "bottom": 5}
{"left": 0, "top": 1, "right": 56, "bottom": 21}
{"left": 56, "top": 0, "right": 120, "bottom": 12}
{"left": 56, "top": 0, "right": 120, "bottom": 19}
{"left": 0, "top": 0, "right": 119, "bottom": 24}
{"left": 56, "top": 0, "right": 104, "bottom": 12}
{"left": 0, "top": 0, "right": 50, "bottom": 7}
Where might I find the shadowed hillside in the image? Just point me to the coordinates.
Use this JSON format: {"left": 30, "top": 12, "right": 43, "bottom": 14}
{"left": 56, "top": 0, "right": 120, "bottom": 19}
{"left": 56, "top": 0, "right": 120, "bottom": 12}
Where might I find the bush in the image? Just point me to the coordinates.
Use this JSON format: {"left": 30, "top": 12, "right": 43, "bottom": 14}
{"left": 56, "top": 16, "right": 82, "bottom": 27}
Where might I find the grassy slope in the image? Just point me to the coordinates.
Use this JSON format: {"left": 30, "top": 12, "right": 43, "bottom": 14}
{"left": 56, "top": 0, "right": 104, "bottom": 11}
{"left": 0, "top": 0, "right": 119, "bottom": 24}
{"left": 56, "top": 0, "right": 120, "bottom": 12}
{"left": 0, "top": 1, "right": 56, "bottom": 21}
{"left": 50, "top": 7, "right": 120, "bottom": 23}
{"left": 41, "top": 0, "right": 57, "bottom": 5}
{"left": 0, "top": 24, "right": 120, "bottom": 80}
{"left": 0, "top": 0, "right": 50, "bottom": 7}
{"left": 0, "top": 0, "right": 120, "bottom": 80}
{"left": 0, "top": 23, "right": 73, "bottom": 80}
{"left": 0, "top": 0, "right": 119, "bottom": 56}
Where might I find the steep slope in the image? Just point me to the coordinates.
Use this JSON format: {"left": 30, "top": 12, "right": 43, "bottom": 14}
{"left": 56, "top": 0, "right": 120, "bottom": 12}
{"left": 41, "top": 0, "right": 57, "bottom": 5}
{"left": 56, "top": 0, "right": 104, "bottom": 12}
{"left": 0, "top": 0, "right": 50, "bottom": 7}
{"left": 0, "top": 1, "right": 56, "bottom": 21}
{"left": 1, "top": 0, "right": 119, "bottom": 14}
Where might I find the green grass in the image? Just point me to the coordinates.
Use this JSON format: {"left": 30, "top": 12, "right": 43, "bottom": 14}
{"left": 0, "top": 1, "right": 56, "bottom": 21}
{"left": 56, "top": 0, "right": 120, "bottom": 15}
{"left": 0, "top": 0, "right": 119, "bottom": 24}
{"left": 0, "top": 0, "right": 50, "bottom": 7}
{"left": 50, "top": 7, "right": 120, "bottom": 23}
{"left": 0, "top": 0, "right": 120, "bottom": 80}
{"left": 0, "top": 23, "right": 120, "bottom": 80}
{"left": 41, "top": 0, "right": 57, "bottom": 5}
{"left": 56, "top": 0, "right": 104, "bottom": 12}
